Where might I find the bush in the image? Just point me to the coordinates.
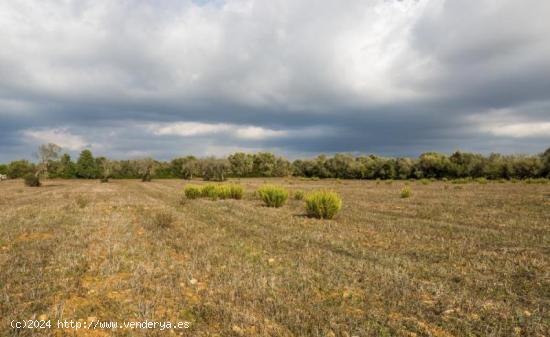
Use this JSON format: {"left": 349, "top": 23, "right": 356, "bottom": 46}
{"left": 476, "top": 177, "right": 488, "bottom": 184}
{"left": 187, "top": 183, "right": 244, "bottom": 200}
{"left": 419, "top": 178, "right": 430, "bottom": 185}
{"left": 400, "top": 187, "right": 412, "bottom": 198}
{"left": 451, "top": 178, "right": 472, "bottom": 184}
{"left": 24, "top": 174, "right": 40, "bottom": 187}
{"left": 258, "top": 185, "right": 288, "bottom": 207}
{"left": 184, "top": 185, "right": 202, "bottom": 199}
{"left": 524, "top": 178, "right": 549, "bottom": 184}
{"left": 216, "top": 184, "right": 232, "bottom": 199}
{"left": 201, "top": 184, "right": 219, "bottom": 200}
{"left": 214, "top": 184, "right": 243, "bottom": 200}
{"left": 294, "top": 190, "right": 305, "bottom": 200}
{"left": 305, "top": 190, "right": 342, "bottom": 219}
{"left": 227, "top": 184, "right": 244, "bottom": 200}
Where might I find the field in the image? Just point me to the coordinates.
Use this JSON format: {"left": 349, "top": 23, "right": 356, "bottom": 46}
{"left": 0, "top": 178, "right": 549, "bottom": 337}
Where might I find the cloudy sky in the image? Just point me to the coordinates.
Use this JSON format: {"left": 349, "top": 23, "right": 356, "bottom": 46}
{"left": 1, "top": 0, "right": 549, "bottom": 162}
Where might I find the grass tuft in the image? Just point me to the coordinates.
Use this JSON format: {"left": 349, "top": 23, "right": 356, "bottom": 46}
{"left": 400, "top": 186, "right": 412, "bottom": 198}
{"left": 257, "top": 185, "right": 288, "bottom": 207}
{"left": 184, "top": 185, "right": 202, "bottom": 199}
{"left": 294, "top": 190, "right": 305, "bottom": 200}
{"left": 305, "top": 190, "right": 342, "bottom": 219}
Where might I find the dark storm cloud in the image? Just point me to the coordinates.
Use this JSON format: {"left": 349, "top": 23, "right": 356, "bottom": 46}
{"left": 0, "top": 0, "right": 549, "bottom": 162}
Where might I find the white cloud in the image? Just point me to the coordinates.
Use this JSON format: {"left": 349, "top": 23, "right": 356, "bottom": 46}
{"left": 22, "top": 128, "right": 88, "bottom": 150}
{"left": 149, "top": 122, "right": 288, "bottom": 140}
{"left": 151, "top": 122, "right": 230, "bottom": 136}
{"left": 235, "top": 126, "right": 288, "bottom": 139}
{"left": 482, "top": 122, "right": 550, "bottom": 138}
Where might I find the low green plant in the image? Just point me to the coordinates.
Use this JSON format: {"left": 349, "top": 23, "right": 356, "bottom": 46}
{"left": 24, "top": 174, "right": 40, "bottom": 187}
{"left": 400, "top": 186, "right": 412, "bottom": 198}
{"left": 227, "top": 184, "right": 244, "bottom": 200}
{"left": 201, "top": 184, "right": 219, "bottom": 200}
{"left": 419, "top": 178, "right": 430, "bottom": 185}
{"left": 184, "top": 185, "right": 202, "bottom": 199}
{"left": 451, "top": 178, "right": 472, "bottom": 184}
{"left": 294, "top": 190, "right": 305, "bottom": 200}
{"left": 476, "top": 177, "right": 488, "bottom": 184}
{"left": 258, "top": 185, "right": 288, "bottom": 208}
{"left": 385, "top": 179, "right": 393, "bottom": 185}
{"left": 187, "top": 183, "right": 244, "bottom": 200}
{"left": 215, "top": 184, "right": 244, "bottom": 200}
{"left": 305, "top": 190, "right": 342, "bottom": 219}
{"left": 524, "top": 178, "right": 549, "bottom": 184}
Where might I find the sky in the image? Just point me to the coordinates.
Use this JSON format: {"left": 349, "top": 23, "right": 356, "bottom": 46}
{"left": 1, "top": 0, "right": 549, "bottom": 162}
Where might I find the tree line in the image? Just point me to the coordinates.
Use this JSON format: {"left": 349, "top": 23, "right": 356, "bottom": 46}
{"left": 1, "top": 145, "right": 549, "bottom": 181}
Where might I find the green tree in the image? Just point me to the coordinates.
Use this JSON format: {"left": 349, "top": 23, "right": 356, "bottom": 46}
{"left": 76, "top": 150, "right": 99, "bottom": 179}
{"left": 396, "top": 158, "right": 414, "bottom": 179}
{"left": 135, "top": 158, "right": 157, "bottom": 182}
{"left": 228, "top": 152, "right": 254, "bottom": 177}
{"left": 541, "top": 146, "right": 550, "bottom": 177}
{"left": 417, "top": 152, "right": 452, "bottom": 178}
{"left": 6, "top": 160, "right": 34, "bottom": 178}
{"left": 202, "top": 158, "right": 230, "bottom": 181}
{"left": 58, "top": 154, "right": 76, "bottom": 178}
{"left": 171, "top": 156, "right": 199, "bottom": 179}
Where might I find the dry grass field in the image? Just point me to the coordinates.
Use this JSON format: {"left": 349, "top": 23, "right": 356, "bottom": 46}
{"left": 0, "top": 178, "right": 549, "bottom": 337}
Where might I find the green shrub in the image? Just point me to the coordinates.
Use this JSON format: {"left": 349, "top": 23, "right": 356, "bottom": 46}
{"left": 400, "top": 186, "right": 412, "bottom": 198}
{"left": 192, "top": 183, "right": 244, "bottom": 200}
{"left": 305, "top": 190, "right": 342, "bottom": 219}
{"left": 24, "top": 174, "right": 40, "bottom": 187}
{"left": 451, "top": 178, "right": 471, "bottom": 184}
{"left": 385, "top": 179, "right": 393, "bottom": 185}
{"left": 476, "top": 177, "right": 488, "bottom": 184}
{"left": 258, "top": 185, "right": 288, "bottom": 207}
{"left": 184, "top": 185, "right": 202, "bottom": 199}
{"left": 201, "top": 184, "right": 219, "bottom": 200}
{"left": 419, "top": 178, "right": 430, "bottom": 185}
{"left": 524, "top": 178, "right": 549, "bottom": 184}
{"left": 227, "top": 184, "right": 244, "bottom": 200}
{"left": 215, "top": 184, "right": 232, "bottom": 199}
{"left": 294, "top": 190, "right": 305, "bottom": 200}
